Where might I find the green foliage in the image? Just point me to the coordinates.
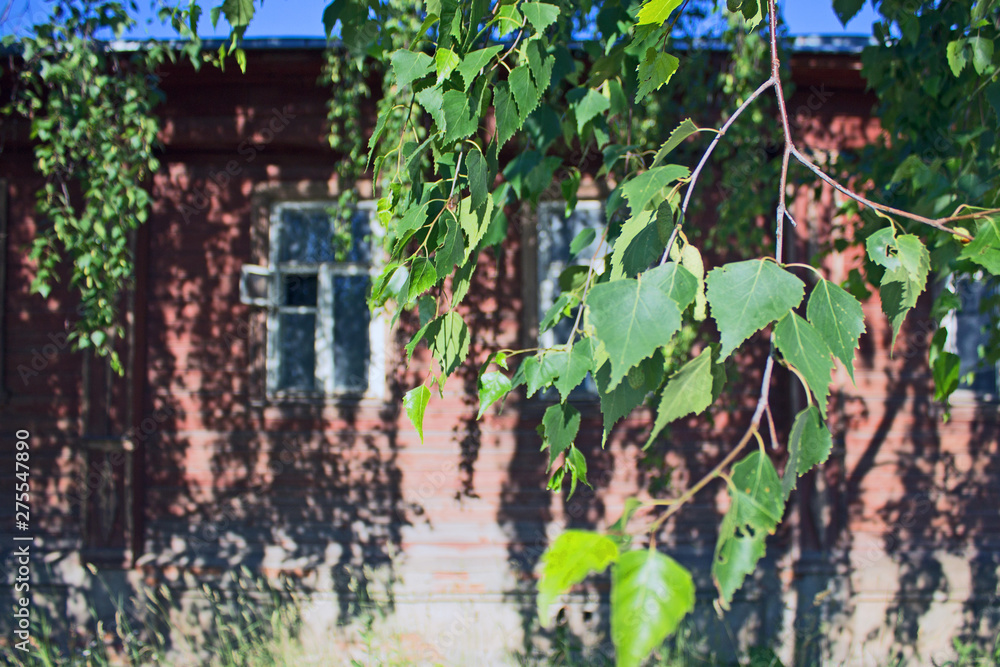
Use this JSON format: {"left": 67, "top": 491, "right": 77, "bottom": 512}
{"left": 610, "top": 550, "right": 695, "bottom": 667}
{"left": 706, "top": 260, "right": 805, "bottom": 359}
{"left": 536, "top": 530, "right": 620, "bottom": 627}
{"left": 781, "top": 405, "right": 833, "bottom": 500}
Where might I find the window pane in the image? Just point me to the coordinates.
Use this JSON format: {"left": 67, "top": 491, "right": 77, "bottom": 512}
{"left": 284, "top": 274, "right": 318, "bottom": 306}
{"left": 333, "top": 275, "right": 371, "bottom": 392}
{"left": 279, "top": 205, "right": 372, "bottom": 264}
{"left": 954, "top": 275, "right": 999, "bottom": 394}
{"left": 537, "top": 202, "right": 604, "bottom": 348}
{"left": 278, "top": 313, "right": 316, "bottom": 391}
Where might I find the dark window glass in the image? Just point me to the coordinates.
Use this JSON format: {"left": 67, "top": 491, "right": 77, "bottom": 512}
{"left": 278, "top": 313, "right": 316, "bottom": 391}
{"left": 333, "top": 275, "right": 371, "bottom": 392}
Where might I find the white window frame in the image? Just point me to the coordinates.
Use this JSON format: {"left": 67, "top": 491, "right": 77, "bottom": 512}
{"left": 940, "top": 271, "right": 1000, "bottom": 401}
{"left": 243, "top": 200, "right": 385, "bottom": 400}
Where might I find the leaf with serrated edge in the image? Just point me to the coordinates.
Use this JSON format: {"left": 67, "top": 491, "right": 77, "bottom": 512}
{"left": 596, "top": 361, "right": 647, "bottom": 445}
{"left": 774, "top": 312, "right": 834, "bottom": 419}
{"left": 588, "top": 272, "right": 682, "bottom": 392}
{"left": 781, "top": 405, "right": 832, "bottom": 500}
{"left": 621, "top": 165, "right": 690, "bottom": 215}
{"left": 573, "top": 87, "right": 610, "bottom": 133}
{"left": 611, "top": 550, "right": 695, "bottom": 667}
{"left": 730, "top": 450, "right": 785, "bottom": 532}
{"left": 636, "top": 48, "right": 679, "bottom": 102}
{"left": 644, "top": 262, "right": 697, "bottom": 312}
{"left": 467, "top": 149, "right": 488, "bottom": 211}
{"left": 537, "top": 530, "right": 619, "bottom": 627}
{"left": 429, "top": 311, "right": 469, "bottom": 380}
{"left": 680, "top": 243, "right": 707, "bottom": 320}
{"left": 706, "top": 260, "right": 805, "bottom": 359}
{"left": 390, "top": 50, "right": 434, "bottom": 89}
{"left": 493, "top": 82, "right": 518, "bottom": 148}
{"left": 541, "top": 403, "right": 580, "bottom": 469}
{"left": 510, "top": 65, "right": 539, "bottom": 122}
{"left": 403, "top": 386, "right": 431, "bottom": 444}
{"left": 712, "top": 509, "right": 766, "bottom": 610}
{"left": 880, "top": 265, "right": 924, "bottom": 349}
{"left": 610, "top": 210, "right": 656, "bottom": 280}
{"left": 521, "top": 1, "right": 560, "bottom": 32}
{"left": 635, "top": 0, "right": 683, "bottom": 25}
{"left": 551, "top": 338, "right": 594, "bottom": 401}
{"left": 959, "top": 215, "right": 1000, "bottom": 275}
{"left": 645, "top": 348, "right": 714, "bottom": 448}
{"left": 807, "top": 279, "right": 865, "bottom": 383}
{"left": 434, "top": 47, "right": 461, "bottom": 84}
{"left": 477, "top": 371, "right": 512, "bottom": 419}
{"left": 457, "top": 45, "right": 503, "bottom": 91}
{"left": 652, "top": 119, "right": 700, "bottom": 168}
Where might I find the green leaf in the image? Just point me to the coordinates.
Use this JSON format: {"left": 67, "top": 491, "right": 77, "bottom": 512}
{"left": 510, "top": 65, "right": 540, "bottom": 123}
{"left": 477, "top": 371, "right": 512, "bottom": 418}
{"left": 570, "top": 228, "right": 597, "bottom": 257}
{"left": 526, "top": 41, "right": 554, "bottom": 94}
{"left": 651, "top": 118, "right": 699, "bottom": 168}
{"left": 537, "top": 530, "right": 619, "bottom": 627}
{"left": 540, "top": 403, "right": 581, "bottom": 469}
{"left": 493, "top": 82, "right": 518, "bottom": 149}
{"left": 428, "top": 311, "right": 470, "bottom": 380}
{"left": 550, "top": 338, "right": 594, "bottom": 401}
{"left": 774, "top": 312, "right": 834, "bottom": 419}
{"left": 610, "top": 211, "right": 662, "bottom": 280}
{"left": 220, "top": 0, "right": 254, "bottom": 27}
{"left": 442, "top": 89, "right": 479, "bottom": 142}
{"left": 406, "top": 257, "right": 438, "bottom": 304}
{"left": 706, "top": 260, "right": 806, "bottom": 359}
{"left": 566, "top": 446, "right": 590, "bottom": 495}
{"left": 621, "top": 165, "right": 689, "bottom": 215}
{"left": 403, "top": 386, "right": 431, "bottom": 444}
{"left": 587, "top": 271, "right": 682, "bottom": 392}
{"left": 467, "top": 149, "right": 489, "bottom": 211}
{"left": 645, "top": 348, "right": 714, "bottom": 448}
{"left": 932, "top": 350, "right": 961, "bottom": 403}
{"left": 636, "top": 48, "right": 679, "bottom": 102}
{"left": 434, "top": 216, "right": 465, "bottom": 277}
{"left": 458, "top": 193, "right": 494, "bottom": 261}
{"left": 457, "top": 45, "right": 502, "bottom": 91}
{"left": 880, "top": 265, "right": 924, "bottom": 349}
{"left": 596, "top": 361, "right": 648, "bottom": 445}
{"left": 832, "top": 0, "right": 865, "bottom": 25}
{"left": 572, "top": 88, "right": 610, "bottom": 134}
{"left": 947, "top": 39, "right": 968, "bottom": 77}
{"left": 679, "top": 243, "right": 707, "bottom": 320}
{"left": 322, "top": 0, "right": 343, "bottom": 38}
{"left": 807, "top": 280, "right": 865, "bottom": 383}
{"left": 713, "top": 451, "right": 784, "bottom": 608}
{"left": 781, "top": 405, "right": 833, "bottom": 501}
{"left": 713, "top": 509, "right": 766, "bottom": 610}
{"left": 390, "top": 50, "right": 435, "bottom": 89}
{"left": 894, "top": 234, "right": 930, "bottom": 284}
{"left": 415, "top": 86, "right": 446, "bottom": 130}
{"left": 521, "top": 2, "right": 560, "bottom": 32}
{"left": 635, "top": 0, "right": 683, "bottom": 26}
{"left": 611, "top": 550, "right": 695, "bottom": 667}
{"left": 970, "top": 36, "right": 994, "bottom": 75}
{"left": 434, "top": 47, "right": 461, "bottom": 84}
{"left": 959, "top": 215, "right": 1000, "bottom": 275}
{"left": 644, "top": 262, "right": 697, "bottom": 312}
{"left": 865, "top": 227, "right": 900, "bottom": 271}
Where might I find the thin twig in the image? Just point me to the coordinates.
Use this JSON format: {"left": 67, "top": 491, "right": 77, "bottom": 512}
{"left": 660, "top": 77, "right": 776, "bottom": 264}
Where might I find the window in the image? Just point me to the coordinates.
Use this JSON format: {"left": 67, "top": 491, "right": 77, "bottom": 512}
{"left": 536, "top": 200, "right": 605, "bottom": 351}
{"left": 943, "top": 272, "right": 1000, "bottom": 396}
{"left": 241, "top": 200, "right": 384, "bottom": 398}
{"left": 534, "top": 201, "right": 606, "bottom": 396}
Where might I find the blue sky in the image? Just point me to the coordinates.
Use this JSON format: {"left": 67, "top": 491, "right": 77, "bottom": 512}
{"left": 2, "top": 1, "right": 881, "bottom": 39}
